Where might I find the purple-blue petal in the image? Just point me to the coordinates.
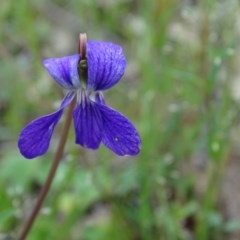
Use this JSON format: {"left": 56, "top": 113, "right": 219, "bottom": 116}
{"left": 43, "top": 54, "right": 80, "bottom": 89}
{"left": 73, "top": 93, "right": 103, "bottom": 149}
{"left": 18, "top": 92, "right": 75, "bottom": 159}
{"left": 87, "top": 41, "right": 126, "bottom": 91}
{"left": 97, "top": 103, "right": 141, "bottom": 156}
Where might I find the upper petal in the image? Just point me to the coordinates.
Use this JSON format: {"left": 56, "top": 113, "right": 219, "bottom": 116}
{"left": 18, "top": 92, "right": 75, "bottom": 159}
{"left": 73, "top": 92, "right": 103, "bottom": 149}
{"left": 87, "top": 41, "right": 126, "bottom": 91}
{"left": 97, "top": 103, "right": 141, "bottom": 156}
{"left": 43, "top": 54, "right": 80, "bottom": 89}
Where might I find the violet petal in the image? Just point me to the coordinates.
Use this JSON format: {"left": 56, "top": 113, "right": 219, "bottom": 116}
{"left": 73, "top": 93, "right": 103, "bottom": 149}
{"left": 18, "top": 92, "right": 75, "bottom": 159}
{"left": 97, "top": 103, "right": 141, "bottom": 156}
{"left": 87, "top": 41, "right": 126, "bottom": 91}
{"left": 43, "top": 54, "right": 80, "bottom": 89}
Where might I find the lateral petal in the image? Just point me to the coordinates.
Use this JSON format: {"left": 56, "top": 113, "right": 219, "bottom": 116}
{"left": 43, "top": 54, "right": 80, "bottom": 89}
{"left": 97, "top": 103, "right": 141, "bottom": 156}
{"left": 18, "top": 92, "right": 75, "bottom": 159}
{"left": 87, "top": 41, "right": 126, "bottom": 91}
{"left": 73, "top": 93, "right": 103, "bottom": 149}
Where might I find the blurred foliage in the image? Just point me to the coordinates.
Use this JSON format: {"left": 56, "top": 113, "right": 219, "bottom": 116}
{"left": 1, "top": 0, "right": 240, "bottom": 239}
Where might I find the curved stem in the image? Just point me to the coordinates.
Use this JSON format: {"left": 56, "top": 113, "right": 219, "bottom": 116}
{"left": 19, "top": 98, "right": 76, "bottom": 240}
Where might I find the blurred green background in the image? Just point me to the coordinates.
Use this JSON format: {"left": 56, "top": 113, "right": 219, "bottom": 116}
{"left": 1, "top": 0, "right": 240, "bottom": 239}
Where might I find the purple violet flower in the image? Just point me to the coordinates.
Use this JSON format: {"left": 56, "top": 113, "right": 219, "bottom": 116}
{"left": 18, "top": 40, "right": 141, "bottom": 159}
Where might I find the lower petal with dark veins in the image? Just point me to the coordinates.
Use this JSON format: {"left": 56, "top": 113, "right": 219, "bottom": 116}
{"left": 73, "top": 98, "right": 103, "bottom": 149}
{"left": 97, "top": 103, "right": 141, "bottom": 156}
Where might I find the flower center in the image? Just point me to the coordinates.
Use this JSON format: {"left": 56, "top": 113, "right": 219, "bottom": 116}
{"left": 76, "top": 89, "right": 104, "bottom": 107}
